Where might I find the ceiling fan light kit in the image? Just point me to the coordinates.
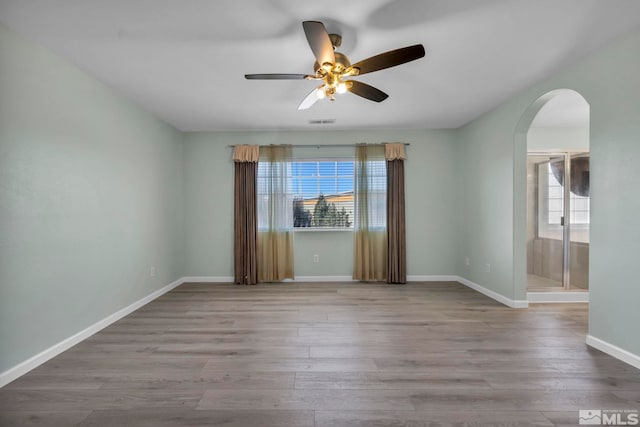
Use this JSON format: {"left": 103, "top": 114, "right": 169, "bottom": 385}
{"left": 245, "top": 21, "right": 425, "bottom": 110}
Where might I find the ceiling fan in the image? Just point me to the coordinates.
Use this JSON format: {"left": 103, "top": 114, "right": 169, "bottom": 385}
{"left": 245, "top": 21, "right": 425, "bottom": 110}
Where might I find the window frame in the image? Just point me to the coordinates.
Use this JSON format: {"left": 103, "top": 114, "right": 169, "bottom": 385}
{"left": 536, "top": 156, "right": 590, "bottom": 244}
{"left": 290, "top": 157, "right": 355, "bottom": 232}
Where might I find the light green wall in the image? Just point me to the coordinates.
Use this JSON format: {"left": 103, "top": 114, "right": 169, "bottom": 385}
{"left": 0, "top": 25, "right": 185, "bottom": 372}
{"left": 456, "top": 30, "right": 640, "bottom": 356}
{"left": 456, "top": 117, "right": 516, "bottom": 298}
{"left": 527, "top": 127, "right": 589, "bottom": 151}
{"left": 184, "top": 130, "right": 458, "bottom": 278}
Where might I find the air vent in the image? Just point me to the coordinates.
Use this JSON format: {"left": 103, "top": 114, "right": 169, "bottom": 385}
{"left": 308, "top": 119, "right": 336, "bottom": 125}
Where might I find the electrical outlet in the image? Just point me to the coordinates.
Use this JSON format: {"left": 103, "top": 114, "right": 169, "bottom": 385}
{"left": 149, "top": 266, "right": 156, "bottom": 277}
{"left": 465, "top": 257, "right": 470, "bottom": 266}
{"left": 313, "top": 254, "right": 319, "bottom": 263}
{"left": 485, "top": 263, "right": 491, "bottom": 273}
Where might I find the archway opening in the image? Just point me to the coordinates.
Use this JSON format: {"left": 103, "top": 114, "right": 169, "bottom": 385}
{"left": 513, "top": 89, "right": 590, "bottom": 302}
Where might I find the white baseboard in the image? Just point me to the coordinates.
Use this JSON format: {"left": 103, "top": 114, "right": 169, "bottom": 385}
{"left": 296, "top": 276, "right": 459, "bottom": 282}
{"left": 182, "top": 275, "right": 462, "bottom": 284}
{"left": 181, "top": 276, "right": 356, "bottom": 283}
{"left": 181, "top": 276, "right": 234, "bottom": 283}
{"left": 182, "top": 275, "right": 460, "bottom": 283}
{"left": 586, "top": 335, "right": 640, "bottom": 370}
{"left": 0, "top": 277, "right": 185, "bottom": 388}
{"left": 527, "top": 291, "right": 589, "bottom": 303}
{"left": 291, "top": 276, "right": 355, "bottom": 282}
{"left": 456, "top": 276, "right": 529, "bottom": 308}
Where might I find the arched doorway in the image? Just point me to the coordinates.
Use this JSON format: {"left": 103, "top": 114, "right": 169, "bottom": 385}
{"left": 513, "top": 89, "right": 590, "bottom": 302}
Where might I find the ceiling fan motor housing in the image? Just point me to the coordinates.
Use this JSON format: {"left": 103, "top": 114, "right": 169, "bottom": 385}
{"left": 329, "top": 33, "right": 342, "bottom": 48}
{"left": 314, "top": 51, "right": 351, "bottom": 75}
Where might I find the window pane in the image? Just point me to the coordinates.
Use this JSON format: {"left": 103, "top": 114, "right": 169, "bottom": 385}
{"left": 298, "top": 162, "right": 317, "bottom": 177}
{"left": 317, "top": 177, "right": 337, "bottom": 195}
{"left": 337, "top": 177, "right": 352, "bottom": 193}
{"left": 548, "top": 199, "right": 563, "bottom": 211}
{"left": 318, "top": 162, "right": 336, "bottom": 176}
{"left": 290, "top": 160, "right": 355, "bottom": 229}
{"left": 296, "top": 177, "right": 318, "bottom": 198}
{"left": 337, "top": 162, "right": 354, "bottom": 176}
{"left": 548, "top": 186, "right": 563, "bottom": 198}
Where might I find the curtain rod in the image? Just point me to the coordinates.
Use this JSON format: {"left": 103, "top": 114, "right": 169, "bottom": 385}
{"left": 227, "top": 143, "right": 410, "bottom": 148}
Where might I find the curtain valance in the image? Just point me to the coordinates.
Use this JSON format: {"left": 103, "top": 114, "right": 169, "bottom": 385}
{"left": 233, "top": 145, "right": 260, "bottom": 163}
{"left": 384, "top": 143, "right": 407, "bottom": 161}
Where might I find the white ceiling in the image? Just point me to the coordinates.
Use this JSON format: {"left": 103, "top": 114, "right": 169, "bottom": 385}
{"left": 1, "top": 0, "right": 639, "bottom": 132}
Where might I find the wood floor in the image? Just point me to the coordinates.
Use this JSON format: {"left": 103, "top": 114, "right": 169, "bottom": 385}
{"left": 2, "top": 282, "right": 639, "bottom": 426}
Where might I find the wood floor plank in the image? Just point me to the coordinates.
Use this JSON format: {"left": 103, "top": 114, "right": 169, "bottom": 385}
{"left": 309, "top": 345, "right": 468, "bottom": 358}
{"left": 484, "top": 372, "right": 640, "bottom": 391}
{"left": 197, "top": 388, "right": 416, "bottom": 410}
{"left": 77, "top": 409, "right": 315, "bottom": 427}
{"left": 201, "top": 357, "right": 379, "bottom": 372}
{"left": 315, "top": 410, "right": 555, "bottom": 427}
{"left": 99, "top": 372, "right": 295, "bottom": 391}
{"left": 505, "top": 389, "right": 635, "bottom": 411}
{"left": 294, "top": 372, "right": 491, "bottom": 390}
{"left": 0, "top": 411, "right": 92, "bottom": 427}
{"left": 2, "top": 281, "right": 639, "bottom": 426}
{"left": 611, "top": 390, "right": 640, "bottom": 404}
{"left": 0, "top": 388, "right": 205, "bottom": 411}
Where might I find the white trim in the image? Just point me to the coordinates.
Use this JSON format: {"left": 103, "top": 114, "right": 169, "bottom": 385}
{"left": 586, "top": 335, "right": 640, "bottom": 370}
{"left": 181, "top": 276, "right": 358, "bottom": 283}
{"left": 407, "top": 275, "right": 459, "bottom": 282}
{"left": 291, "top": 276, "right": 355, "bottom": 282}
{"left": 294, "top": 275, "right": 460, "bottom": 283}
{"left": 181, "top": 276, "right": 233, "bottom": 283}
{"left": 181, "top": 275, "right": 459, "bottom": 284}
{"left": 527, "top": 291, "right": 589, "bottom": 303}
{"left": 456, "top": 276, "right": 529, "bottom": 308}
{"left": 181, "top": 276, "right": 356, "bottom": 283}
{"left": 0, "top": 277, "right": 185, "bottom": 388}
{"left": 293, "top": 275, "right": 459, "bottom": 282}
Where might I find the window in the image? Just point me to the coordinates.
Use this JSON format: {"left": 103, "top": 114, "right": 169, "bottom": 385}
{"left": 546, "top": 163, "right": 564, "bottom": 226}
{"left": 257, "top": 154, "right": 388, "bottom": 231}
{"left": 355, "top": 157, "right": 387, "bottom": 230}
{"left": 546, "top": 163, "right": 590, "bottom": 225}
{"left": 291, "top": 160, "right": 354, "bottom": 229}
{"left": 537, "top": 157, "right": 590, "bottom": 243}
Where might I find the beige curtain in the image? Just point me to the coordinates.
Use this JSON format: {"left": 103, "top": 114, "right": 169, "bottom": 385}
{"left": 257, "top": 145, "right": 295, "bottom": 282}
{"left": 386, "top": 143, "right": 407, "bottom": 284}
{"left": 233, "top": 146, "right": 259, "bottom": 285}
{"left": 353, "top": 144, "right": 387, "bottom": 281}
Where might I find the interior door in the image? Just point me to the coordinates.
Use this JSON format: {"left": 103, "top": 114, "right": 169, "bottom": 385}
{"left": 527, "top": 154, "right": 567, "bottom": 290}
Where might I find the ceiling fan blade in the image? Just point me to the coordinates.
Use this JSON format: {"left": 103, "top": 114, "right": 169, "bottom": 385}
{"left": 245, "top": 73, "right": 316, "bottom": 80}
{"left": 349, "top": 44, "right": 425, "bottom": 76}
{"left": 302, "top": 21, "right": 335, "bottom": 68}
{"left": 346, "top": 80, "right": 388, "bottom": 102}
{"left": 298, "top": 86, "right": 323, "bottom": 110}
